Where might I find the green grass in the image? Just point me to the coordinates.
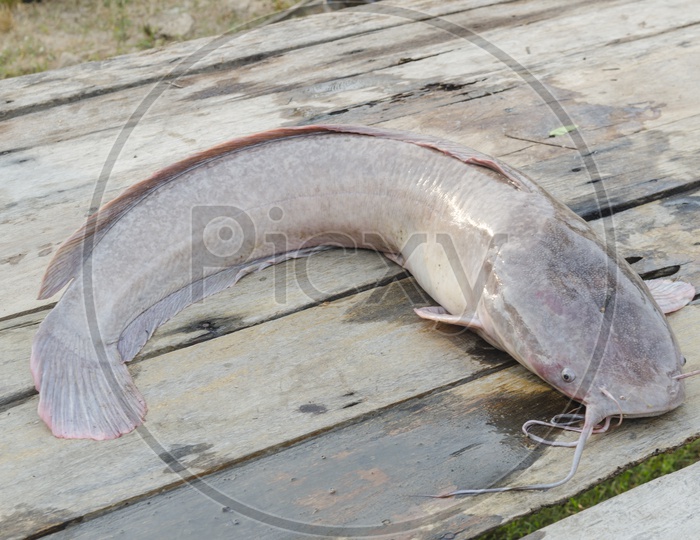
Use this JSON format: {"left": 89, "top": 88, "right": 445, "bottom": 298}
{"left": 478, "top": 437, "right": 700, "bottom": 539}
{"left": 0, "top": 33, "right": 50, "bottom": 78}
{"left": 0, "top": 0, "right": 298, "bottom": 79}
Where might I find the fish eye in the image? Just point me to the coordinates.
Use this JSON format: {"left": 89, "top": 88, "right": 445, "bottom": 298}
{"left": 561, "top": 368, "right": 576, "bottom": 383}
{"left": 682, "top": 356, "right": 687, "bottom": 366}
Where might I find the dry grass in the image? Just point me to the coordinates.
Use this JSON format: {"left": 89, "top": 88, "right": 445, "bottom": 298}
{"left": 0, "top": 0, "right": 295, "bottom": 79}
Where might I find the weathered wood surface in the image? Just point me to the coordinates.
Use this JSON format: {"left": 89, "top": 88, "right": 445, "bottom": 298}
{"left": 3, "top": 0, "right": 700, "bottom": 317}
{"left": 43, "top": 308, "right": 700, "bottom": 540}
{"left": 1, "top": 0, "right": 699, "bottom": 538}
{"left": 521, "top": 460, "right": 700, "bottom": 539}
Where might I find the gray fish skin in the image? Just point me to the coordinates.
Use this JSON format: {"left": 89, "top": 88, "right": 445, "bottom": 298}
{"left": 31, "top": 124, "right": 690, "bottom": 443}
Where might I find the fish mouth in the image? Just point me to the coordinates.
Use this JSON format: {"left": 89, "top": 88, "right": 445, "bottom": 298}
{"left": 592, "top": 375, "right": 686, "bottom": 420}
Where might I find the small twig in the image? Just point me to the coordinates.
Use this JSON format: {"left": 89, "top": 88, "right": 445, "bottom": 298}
{"left": 503, "top": 132, "right": 576, "bottom": 150}
{"left": 497, "top": 144, "right": 536, "bottom": 158}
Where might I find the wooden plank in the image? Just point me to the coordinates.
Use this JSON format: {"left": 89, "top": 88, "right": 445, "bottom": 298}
{"left": 521, "top": 461, "right": 700, "bottom": 539}
{"left": 44, "top": 305, "right": 700, "bottom": 540}
{"left": 0, "top": 10, "right": 402, "bottom": 121}
{"left": 0, "top": 0, "right": 691, "bottom": 119}
{"left": 46, "top": 367, "right": 571, "bottom": 540}
{"left": 589, "top": 188, "right": 700, "bottom": 286}
{"left": 0, "top": 278, "right": 517, "bottom": 539}
{"left": 0, "top": 0, "right": 667, "bottom": 119}
{"left": 3, "top": 0, "right": 700, "bottom": 317}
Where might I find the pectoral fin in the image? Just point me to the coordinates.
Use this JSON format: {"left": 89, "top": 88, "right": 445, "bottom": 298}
{"left": 645, "top": 278, "right": 695, "bottom": 314}
{"left": 383, "top": 252, "right": 405, "bottom": 267}
{"left": 414, "top": 306, "right": 483, "bottom": 329}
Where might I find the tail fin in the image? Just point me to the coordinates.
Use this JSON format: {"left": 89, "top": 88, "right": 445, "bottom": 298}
{"left": 30, "top": 308, "right": 146, "bottom": 440}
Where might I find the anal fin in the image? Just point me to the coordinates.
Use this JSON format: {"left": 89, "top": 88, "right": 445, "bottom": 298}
{"left": 118, "top": 246, "right": 333, "bottom": 362}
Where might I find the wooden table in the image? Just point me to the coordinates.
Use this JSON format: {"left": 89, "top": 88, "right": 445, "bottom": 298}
{"left": 1, "top": 0, "right": 698, "bottom": 538}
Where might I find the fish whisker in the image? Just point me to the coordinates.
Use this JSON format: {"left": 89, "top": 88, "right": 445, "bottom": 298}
{"left": 673, "top": 369, "right": 700, "bottom": 380}
{"left": 435, "top": 418, "right": 597, "bottom": 496}
{"left": 600, "top": 387, "right": 624, "bottom": 428}
{"left": 522, "top": 414, "right": 612, "bottom": 448}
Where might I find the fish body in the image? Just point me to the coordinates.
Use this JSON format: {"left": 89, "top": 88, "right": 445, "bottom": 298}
{"left": 32, "top": 125, "right": 693, "bottom": 490}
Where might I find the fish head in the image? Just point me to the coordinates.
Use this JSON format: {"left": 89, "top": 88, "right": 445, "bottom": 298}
{"left": 481, "top": 216, "right": 686, "bottom": 421}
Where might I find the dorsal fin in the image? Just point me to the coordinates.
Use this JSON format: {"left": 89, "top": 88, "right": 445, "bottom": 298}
{"left": 38, "top": 124, "right": 532, "bottom": 299}
{"left": 318, "top": 124, "right": 537, "bottom": 192}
